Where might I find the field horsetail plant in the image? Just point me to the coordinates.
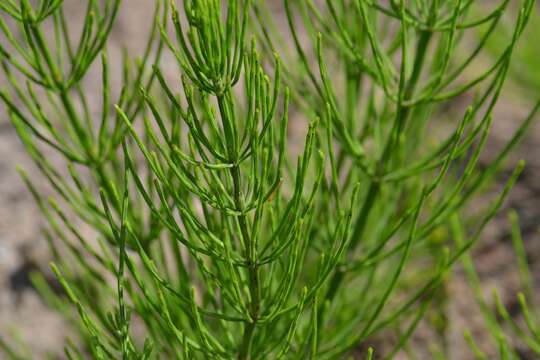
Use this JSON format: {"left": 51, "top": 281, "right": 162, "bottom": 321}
{"left": 0, "top": 0, "right": 539, "bottom": 359}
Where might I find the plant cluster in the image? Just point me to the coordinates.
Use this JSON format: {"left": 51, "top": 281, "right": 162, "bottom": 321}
{"left": 0, "top": 0, "right": 538, "bottom": 359}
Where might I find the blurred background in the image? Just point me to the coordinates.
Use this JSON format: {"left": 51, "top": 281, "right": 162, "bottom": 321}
{"left": 0, "top": 1, "right": 539, "bottom": 358}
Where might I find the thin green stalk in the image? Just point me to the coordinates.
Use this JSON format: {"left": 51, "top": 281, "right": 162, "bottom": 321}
{"left": 320, "top": 21, "right": 434, "bottom": 323}
{"left": 233, "top": 163, "right": 261, "bottom": 360}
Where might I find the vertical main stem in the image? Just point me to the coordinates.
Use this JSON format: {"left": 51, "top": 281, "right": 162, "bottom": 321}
{"left": 232, "top": 165, "right": 261, "bottom": 360}
{"left": 318, "top": 27, "right": 434, "bottom": 325}
{"left": 217, "top": 91, "right": 260, "bottom": 359}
